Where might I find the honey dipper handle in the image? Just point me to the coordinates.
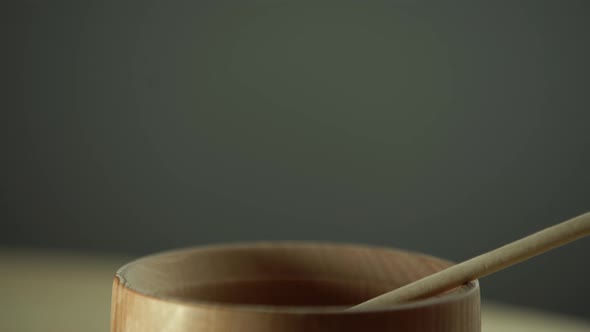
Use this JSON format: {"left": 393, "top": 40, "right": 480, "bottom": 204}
{"left": 349, "top": 211, "right": 590, "bottom": 311}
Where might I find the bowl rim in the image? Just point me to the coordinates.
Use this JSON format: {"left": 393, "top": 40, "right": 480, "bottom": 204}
{"left": 115, "top": 241, "right": 480, "bottom": 315}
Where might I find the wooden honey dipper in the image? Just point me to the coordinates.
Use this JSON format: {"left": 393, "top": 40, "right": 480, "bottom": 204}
{"left": 349, "top": 211, "right": 590, "bottom": 311}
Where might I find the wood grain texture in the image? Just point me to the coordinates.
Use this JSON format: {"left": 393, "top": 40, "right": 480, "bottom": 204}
{"left": 5, "top": 250, "right": 589, "bottom": 332}
{"left": 110, "top": 242, "right": 480, "bottom": 332}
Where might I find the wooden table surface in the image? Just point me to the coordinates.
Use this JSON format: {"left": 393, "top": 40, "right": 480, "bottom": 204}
{"left": 1, "top": 250, "right": 589, "bottom": 332}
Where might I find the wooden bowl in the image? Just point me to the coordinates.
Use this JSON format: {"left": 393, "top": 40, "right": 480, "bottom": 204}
{"left": 111, "top": 242, "right": 480, "bottom": 332}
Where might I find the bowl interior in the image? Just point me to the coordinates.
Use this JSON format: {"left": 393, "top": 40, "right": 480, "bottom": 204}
{"left": 117, "top": 242, "right": 458, "bottom": 308}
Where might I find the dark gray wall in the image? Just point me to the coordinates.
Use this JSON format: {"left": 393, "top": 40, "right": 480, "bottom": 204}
{"left": 5, "top": 0, "right": 590, "bottom": 318}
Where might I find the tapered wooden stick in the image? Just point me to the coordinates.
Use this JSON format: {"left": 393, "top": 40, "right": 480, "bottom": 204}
{"left": 349, "top": 211, "right": 590, "bottom": 311}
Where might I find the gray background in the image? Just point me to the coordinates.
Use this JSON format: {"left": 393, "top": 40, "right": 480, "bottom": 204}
{"left": 5, "top": 0, "right": 590, "bottom": 318}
